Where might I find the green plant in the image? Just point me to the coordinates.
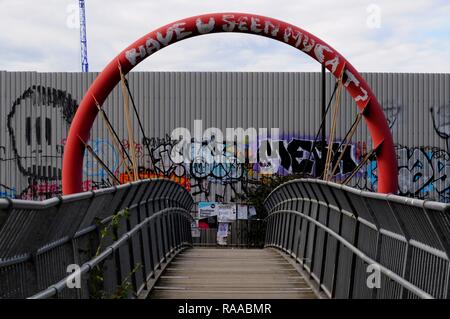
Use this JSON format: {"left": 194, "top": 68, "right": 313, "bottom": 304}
{"left": 110, "top": 263, "right": 143, "bottom": 299}
{"left": 245, "top": 174, "right": 306, "bottom": 219}
{"left": 94, "top": 208, "right": 130, "bottom": 256}
{"left": 88, "top": 208, "right": 143, "bottom": 299}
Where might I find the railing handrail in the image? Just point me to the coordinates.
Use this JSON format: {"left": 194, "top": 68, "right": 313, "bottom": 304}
{"left": 0, "top": 178, "right": 195, "bottom": 299}
{"left": 28, "top": 207, "right": 194, "bottom": 299}
{"left": 263, "top": 178, "right": 450, "bottom": 209}
{"left": 268, "top": 208, "right": 433, "bottom": 299}
{"left": 264, "top": 179, "right": 450, "bottom": 299}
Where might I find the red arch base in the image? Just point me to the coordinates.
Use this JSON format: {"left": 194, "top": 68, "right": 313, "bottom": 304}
{"left": 62, "top": 12, "right": 398, "bottom": 195}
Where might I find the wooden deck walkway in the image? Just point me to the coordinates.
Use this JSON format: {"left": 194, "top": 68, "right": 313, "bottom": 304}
{"left": 148, "top": 247, "right": 318, "bottom": 299}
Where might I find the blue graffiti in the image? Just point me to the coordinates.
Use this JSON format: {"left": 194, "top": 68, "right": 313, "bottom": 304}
{"left": 367, "top": 146, "right": 450, "bottom": 202}
{"left": 0, "top": 185, "right": 17, "bottom": 198}
{"left": 83, "top": 139, "right": 119, "bottom": 178}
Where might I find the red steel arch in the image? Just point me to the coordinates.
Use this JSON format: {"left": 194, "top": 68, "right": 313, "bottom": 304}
{"left": 62, "top": 12, "right": 398, "bottom": 194}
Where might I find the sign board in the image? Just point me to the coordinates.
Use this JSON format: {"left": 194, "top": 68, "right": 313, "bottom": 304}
{"left": 237, "top": 204, "right": 248, "bottom": 220}
{"left": 217, "top": 204, "right": 236, "bottom": 222}
{"left": 248, "top": 206, "right": 257, "bottom": 218}
{"left": 198, "top": 202, "right": 217, "bottom": 218}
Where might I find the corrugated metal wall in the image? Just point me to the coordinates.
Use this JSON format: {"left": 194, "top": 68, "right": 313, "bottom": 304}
{"left": 0, "top": 71, "right": 449, "bottom": 202}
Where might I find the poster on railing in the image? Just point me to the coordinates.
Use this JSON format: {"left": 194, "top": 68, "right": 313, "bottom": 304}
{"left": 217, "top": 237, "right": 227, "bottom": 245}
{"left": 237, "top": 204, "right": 248, "bottom": 220}
{"left": 248, "top": 206, "right": 257, "bottom": 218}
{"left": 217, "top": 204, "right": 236, "bottom": 222}
{"left": 191, "top": 221, "right": 200, "bottom": 238}
{"left": 217, "top": 222, "right": 229, "bottom": 237}
{"left": 217, "top": 222, "right": 229, "bottom": 245}
{"left": 198, "top": 202, "right": 217, "bottom": 218}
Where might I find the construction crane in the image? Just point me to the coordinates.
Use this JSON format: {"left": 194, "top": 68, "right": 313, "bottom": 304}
{"left": 79, "top": 0, "right": 89, "bottom": 72}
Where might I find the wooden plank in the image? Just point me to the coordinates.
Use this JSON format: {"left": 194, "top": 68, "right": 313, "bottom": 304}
{"left": 148, "top": 248, "right": 317, "bottom": 299}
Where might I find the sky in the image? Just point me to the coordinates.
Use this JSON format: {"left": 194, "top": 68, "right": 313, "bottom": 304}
{"left": 0, "top": 0, "right": 449, "bottom": 73}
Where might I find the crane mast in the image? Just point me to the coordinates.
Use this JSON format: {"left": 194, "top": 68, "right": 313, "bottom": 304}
{"left": 79, "top": 0, "right": 89, "bottom": 72}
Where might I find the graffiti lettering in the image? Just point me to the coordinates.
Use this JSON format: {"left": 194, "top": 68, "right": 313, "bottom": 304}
{"left": 7, "top": 85, "right": 78, "bottom": 181}
{"left": 196, "top": 17, "right": 215, "bottom": 34}
{"left": 125, "top": 13, "right": 344, "bottom": 79}
{"left": 367, "top": 145, "right": 450, "bottom": 202}
{"left": 0, "top": 184, "right": 16, "bottom": 198}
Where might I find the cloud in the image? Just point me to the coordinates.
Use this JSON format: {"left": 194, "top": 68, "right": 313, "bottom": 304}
{"left": 0, "top": 0, "right": 449, "bottom": 72}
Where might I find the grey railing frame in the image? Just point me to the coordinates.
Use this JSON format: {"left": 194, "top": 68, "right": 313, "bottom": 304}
{"left": 29, "top": 207, "right": 193, "bottom": 299}
{"left": 0, "top": 179, "right": 194, "bottom": 299}
{"left": 264, "top": 178, "right": 450, "bottom": 299}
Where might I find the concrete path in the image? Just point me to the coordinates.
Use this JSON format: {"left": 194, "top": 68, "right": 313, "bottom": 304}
{"left": 148, "top": 247, "right": 317, "bottom": 299}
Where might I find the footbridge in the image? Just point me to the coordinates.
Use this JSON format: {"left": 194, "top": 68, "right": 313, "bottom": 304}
{"left": 0, "top": 178, "right": 449, "bottom": 299}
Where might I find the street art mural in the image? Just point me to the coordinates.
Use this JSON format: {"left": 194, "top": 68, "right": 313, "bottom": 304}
{"left": 120, "top": 135, "right": 363, "bottom": 202}
{"left": 366, "top": 145, "right": 450, "bottom": 202}
{"left": 360, "top": 101, "right": 450, "bottom": 202}
{"left": 0, "top": 72, "right": 449, "bottom": 202}
{"left": 397, "top": 146, "right": 450, "bottom": 201}
{"left": 257, "top": 137, "right": 361, "bottom": 177}
{"left": 2, "top": 127, "right": 450, "bottom": 202}
{"left": 7, "top": 85, "right": 77, "bottom": 178}
{"left": 382, "top": 100, "right": 402, "bottom": 129}
{"left": 83, "top": 139, "right": 119, "bottom": 179}
{"left": 2, "top": 109, "right": 450, "bottom": 202}
{"left": 3, "top": 85, "right": 78, "bottom": 199}
{"left": 431, "top": 104, "right": 450, "bottom": 152}
{"left": 1, "top": 85, "right": 135, "bottom": 199}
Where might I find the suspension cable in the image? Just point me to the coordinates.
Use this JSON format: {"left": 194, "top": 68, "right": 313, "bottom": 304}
{"left": 323, "top": 73, "right": 344, "bottom": 180}
{"left": 78, "top": 136, "right": 121, "bottom": 184}
{"left": 115, "top": 154, "right": 133, "bottom": 183}
{"left": 93, "top": 95, "right": 134, "bottom": 182}
{"left": 299, "top": 81, "right": 339, "bottom": 176}
{"left": 92, "top": 95, "right": 133, "bottom": 165}
{"left": 343, "top": 148, "right": 377, "bottom": 185}
{"left": 123, "top": 77, "right": 154, "bottom": 160}
{"left": 118, "top": 62, "right": 140, "bottom": 181}
{"left": 327, "top": 112, "right": 363, "bottom": 180}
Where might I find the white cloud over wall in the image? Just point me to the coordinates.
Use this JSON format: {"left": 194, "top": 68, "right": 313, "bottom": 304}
{"left": 0, "top": 0, "right": 449, "bottom": 72}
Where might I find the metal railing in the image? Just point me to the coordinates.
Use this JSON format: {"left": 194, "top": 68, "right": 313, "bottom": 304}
{"left": 2, "top": 176, "right": 449, "bottom": 299}
{"left": 0, "top": 179, "right": 194, "bottom": 299}
{"left": 264, "top": 178, "right": 450, "bottom": 299}
{"left": 193, "top": 219, "right": 266, "bottom": 248}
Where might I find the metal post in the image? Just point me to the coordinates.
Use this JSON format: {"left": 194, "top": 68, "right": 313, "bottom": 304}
{"left": 320, "top": 64, "right": 326, "bottom": 177}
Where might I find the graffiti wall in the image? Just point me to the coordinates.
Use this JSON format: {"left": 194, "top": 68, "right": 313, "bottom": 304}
{"left": 0, "top": 71, "right": 449, "bottom": 202}
{"left": 1, "top": 82, "right": 78, "bottom": 200}
{"left": 363, "top": 146, "right": 450, "bottom": 202}
{"left": 127, "top": 135, "right": 363, "bottom": 202}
